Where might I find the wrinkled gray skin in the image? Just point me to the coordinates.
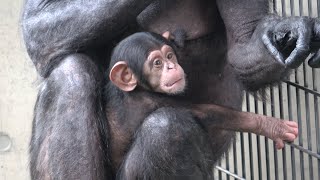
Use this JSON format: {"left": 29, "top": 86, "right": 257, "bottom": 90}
{"left": 21, "top": 0, "right": 320, "bottom": 179}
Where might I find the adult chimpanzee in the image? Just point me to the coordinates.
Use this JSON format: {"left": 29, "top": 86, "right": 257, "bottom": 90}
{"left": 21, "top": 0, "right": 320, "bottom": 179}
{"left": 106, "top": 31, "right": 298, "bottom": 179}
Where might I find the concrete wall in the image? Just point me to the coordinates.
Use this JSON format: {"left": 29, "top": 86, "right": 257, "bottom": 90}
{"left": 0, "top": 1, "right": 36, "bottom": 179}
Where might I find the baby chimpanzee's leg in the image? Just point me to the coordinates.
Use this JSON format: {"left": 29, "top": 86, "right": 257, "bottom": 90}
{"left": 117, "top": 107, "right": 214, "bottom": 180}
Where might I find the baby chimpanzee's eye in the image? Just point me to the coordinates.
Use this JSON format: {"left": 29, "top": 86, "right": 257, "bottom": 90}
{"left": 167, "top": 52, "right": 173, "bottom": 59}
{"left": 154, "top": 59, "right": 163, "bottom": 66}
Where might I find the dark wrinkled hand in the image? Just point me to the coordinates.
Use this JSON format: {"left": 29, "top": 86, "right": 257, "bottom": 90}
{"left": 262, "top": 16, "right": 320, "bottom": 68}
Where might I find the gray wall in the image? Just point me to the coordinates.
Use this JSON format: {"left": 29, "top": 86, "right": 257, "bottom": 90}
{"left": 0, "top": 1, "right": 36, "bottom": 179}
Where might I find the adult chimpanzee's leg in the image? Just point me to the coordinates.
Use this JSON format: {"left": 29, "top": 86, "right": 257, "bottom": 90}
{"left": 22, "top": 0, "right": 156, "bottom": 77}
{"left": 117, "top": 107, "right": 214, "bottom": 180}
{"left": 29, "top": 54, "right": 112, "bottom": 179}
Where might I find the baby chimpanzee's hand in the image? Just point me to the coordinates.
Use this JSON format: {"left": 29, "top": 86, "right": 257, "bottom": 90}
{"left": 257, "top": 118, "right": 298, "bottom": 149}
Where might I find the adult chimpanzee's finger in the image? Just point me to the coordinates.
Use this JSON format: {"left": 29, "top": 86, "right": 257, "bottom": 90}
{"left": 308, "top": 50, "right": 320, "bottom": 68}
{"left": 262, "top": 32, "right": 284, "bottom": 64}
{"left": 284, "top": 34, "right": 310, "bottom": 68}
{"left": 282, "top": 18, "right": 312, "bottom": 68}
{"left": 284, "top": 46, "right": 310, "bottom": 68}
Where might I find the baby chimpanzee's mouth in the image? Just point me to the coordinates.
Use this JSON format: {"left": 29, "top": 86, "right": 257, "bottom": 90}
{"left": 165, "top": 78, "right": 182, "bottom": 87}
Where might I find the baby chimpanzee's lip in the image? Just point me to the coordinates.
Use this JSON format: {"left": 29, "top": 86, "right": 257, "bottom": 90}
{"left": 165, "top": 78, "right": 182, "bottom": 87}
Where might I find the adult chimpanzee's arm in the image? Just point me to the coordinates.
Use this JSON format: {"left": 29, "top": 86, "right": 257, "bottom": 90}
{"left": 216, "top": 0, "right": 319, "bottom": 91}
{"left": 191, "top": 104, "right": 298, "bottom": 149}
{"left": 22, "top": 0, "right": 155, "bottom": 77}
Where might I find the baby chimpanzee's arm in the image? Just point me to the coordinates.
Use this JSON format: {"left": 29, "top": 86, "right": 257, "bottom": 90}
{"left": 191, "top": 104, "right": 298, "bottom": 149}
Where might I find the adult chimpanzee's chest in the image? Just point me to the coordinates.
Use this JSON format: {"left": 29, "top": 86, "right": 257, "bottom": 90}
{"left": 137, "top": 0, "right": 217, "bottom": 40}
{"left": 137, "top": 0, "right": 243, "bottom": 110}
{"left": 176, "top": 33, "right": 244, "bottom": 110}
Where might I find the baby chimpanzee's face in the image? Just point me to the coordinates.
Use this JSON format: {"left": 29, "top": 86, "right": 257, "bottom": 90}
{"left": 143, "top": 45, "right": 186, "bottom": 95}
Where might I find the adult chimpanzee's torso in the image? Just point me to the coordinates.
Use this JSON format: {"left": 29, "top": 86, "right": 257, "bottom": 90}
{"left": 141, "top": 0, "right": 244, "bottom": 159}
{"left": 108, "top": 0, "right": 243, "bottom": 171}
{"left": 134, "top": 0, "right": 243, "bottom": 107}
{"left": 137, "top": 0, "right": 243, "bottom": 108}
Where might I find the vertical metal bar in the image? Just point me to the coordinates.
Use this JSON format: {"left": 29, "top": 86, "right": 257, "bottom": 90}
{"left": 212, "top": 167, "right": 215, "bottom": 179}
{"left": 246, "top": 93, "right": 254, "bottom": 180}
{"left": 308, "top": 0, "right": 312, "bottom": 16}
{"left": 318, "top": 0, "right": 320, "bottom": 17}
{"left": 278, "top": 83, "right": 287, "bottom": 180}
{"left": 248, "top": 137, "right": 253, "bottom": 180}
{"left": 303, "top": 63, "right": 314, "bottom": 180}
{"left": 263, "top": 97, "right": 271, "bottom": 180}
{"left": 295, "top": 68, "right": 305, "bottom": 180}
{"left": 290, "top": 0, "right": 295, "bottom": 16}
{"left": 241, "top": 93, "right": 247, "bottom": 179}
{"left": 240, "top": 131, "right": 246, "bottom": 179}
{"left": 312, "top": 69, "right": 320, "bottom": 178}
{"left": 226, "top": 151, "right": 230, "bottom": 180}
{"left": 233, "top": 139, "right": 238, "bottom": 176}
{"left": 299, "top": 0, "right": 304, "bottom": 15}
{"left": 241, "top": 92, "right": 247, "bottom": 179}
{"left": 314, "top": 80, "right": 320, "bottom": 180}
{"left": 287, "top": 82, "right": 296, "bottom": 180}
{"left": 281, "top": 0, "right": 286, "bottom": 16}
{"left": 218, "top": 160, "right": 222, "bottom": 179}
{"left": 271, "top": 86, "right": 279, "bottom": 180}
{"left": 254, "top": 93, "right": 262, "bottom": 180}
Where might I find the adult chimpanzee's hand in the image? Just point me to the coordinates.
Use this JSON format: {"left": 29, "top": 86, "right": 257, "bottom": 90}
{"left": 308, "top": 18, "right": 320, "bottom": 68}
{"left": 262, "top": 16, "right": 320, "bottom": 68}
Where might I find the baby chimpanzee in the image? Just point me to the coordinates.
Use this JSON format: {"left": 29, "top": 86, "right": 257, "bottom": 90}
{"left": 105, "top": 32, "right": 298, "bottom": 179}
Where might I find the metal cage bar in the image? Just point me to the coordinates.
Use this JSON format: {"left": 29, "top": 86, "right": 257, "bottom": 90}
{"left": 214, "top": 0, "right": 320, "bottom": 179}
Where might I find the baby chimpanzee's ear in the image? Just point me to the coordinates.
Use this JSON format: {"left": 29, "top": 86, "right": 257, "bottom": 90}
{"left": 109, "top": 61, "right": 138, "bottom": 92}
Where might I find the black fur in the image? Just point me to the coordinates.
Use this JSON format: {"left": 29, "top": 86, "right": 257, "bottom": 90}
{"left": 21, "top": 0, "right": 320, "bottom": 179}
{"left": 105, "top": 32, "right": 235, "bottom": 178}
